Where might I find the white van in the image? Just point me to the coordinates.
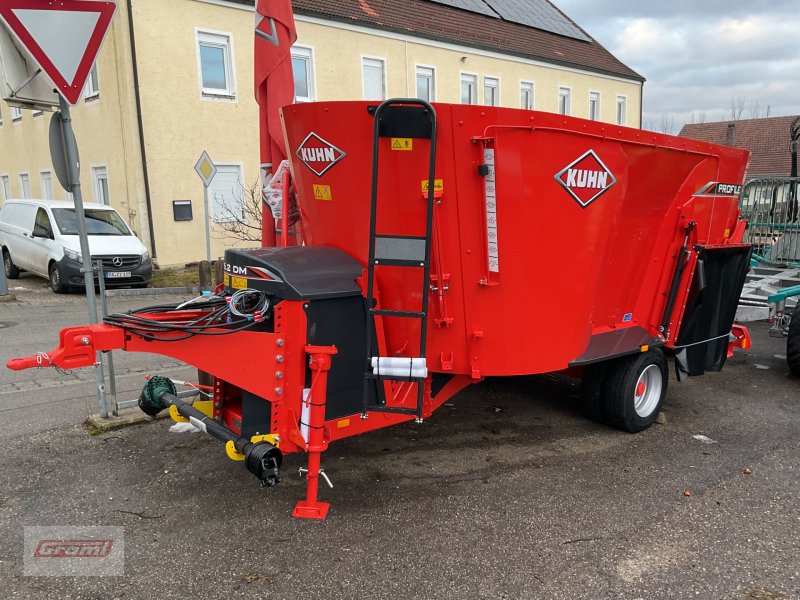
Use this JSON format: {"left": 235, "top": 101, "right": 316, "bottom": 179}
{"left": 0, "top": 199, "right": 152, "bottom": 293}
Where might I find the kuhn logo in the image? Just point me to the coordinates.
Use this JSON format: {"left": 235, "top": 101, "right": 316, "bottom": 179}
{"left": 554, "top": 149, "right": 617, "bottom": 208}
{"left": 296, "top": 132, "right": 346, "bottom": 177}
{"left": 34, "top": 540, "right": 114, "bottom": 558}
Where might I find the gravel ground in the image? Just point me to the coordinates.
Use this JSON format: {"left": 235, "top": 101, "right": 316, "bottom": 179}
{"left": 0, "top": 306, "right": 797, "bottom": 599}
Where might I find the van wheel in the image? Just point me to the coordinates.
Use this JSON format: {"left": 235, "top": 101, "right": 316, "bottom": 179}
{"left": 602, "top": 349, "right": 668, "bottom": 433}
{"left": 3, "top": 249, "right": 20, "bottom": 279}
{"left": 49, "top": 262, "right": 67, "bottom": 294}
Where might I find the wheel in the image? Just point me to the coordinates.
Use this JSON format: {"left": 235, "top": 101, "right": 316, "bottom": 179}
{"left": 581, "top": 362, "right": 609, "bottom": 424}
{"left": 3, "top": 249, "right": 20, "bottom": 279}
{"left": 49, "top": 262, "right": 67, "bottom": 294}
{"left": 602, "top": 349, "right": 668, "bottom": 433}
{"left": 788, "top": 303, "right": 800, "bottom": 377}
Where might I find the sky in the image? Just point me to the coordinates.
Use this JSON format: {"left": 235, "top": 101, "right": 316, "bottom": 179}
{"left": 555, "top": 0, "right": 799, "bottom": 133}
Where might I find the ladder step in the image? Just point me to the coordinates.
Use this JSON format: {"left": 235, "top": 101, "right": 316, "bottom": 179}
{"left": 373, "top": 258, "right": 428, "bottom": 268}
{"left": 370, "top": 309, "right": 425, "bottom": 318}
{"left": 363, "top": 405, "right": 419, "bottom": 416}
{"left": 365, "top": 373, "right": 427, "bottom": 382}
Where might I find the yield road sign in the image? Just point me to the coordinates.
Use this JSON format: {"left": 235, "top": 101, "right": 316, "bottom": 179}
{"left": 0, "top": 0, "right": 117, "bottom": 105}
{"left": 195, "top": 151, "right": 218, "bottom": 187}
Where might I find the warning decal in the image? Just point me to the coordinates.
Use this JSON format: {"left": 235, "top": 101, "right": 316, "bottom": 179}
{"left": 313, "top": 184, "right": 333, "bottom": 201}
{"left": 420, "top": 179, "right": 444, "bottom": 194}
{"left": 391, "top": 138, "right": 413, "bottom": 151}
{"left": 484, "top": 148, "right": 499, "bottom": 273}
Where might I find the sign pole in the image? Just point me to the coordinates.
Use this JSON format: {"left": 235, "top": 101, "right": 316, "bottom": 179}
{"left": 194, "top": 151, "right": 217, "bottom": 263}
{"left": 58, "top": 93, "right": 107, "bottom": 417}
{"left": 204, "top": 185, "right": 211, "bottom": 262}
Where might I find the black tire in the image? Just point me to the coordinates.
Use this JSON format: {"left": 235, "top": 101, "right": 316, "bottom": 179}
{"left": 581, "top": 362, "right": 609, "bottom": 424}
{"left": 788, "top": 303, "right": 800, "bottom": 377}
{"left": 3, "top": 249, "right": 20, "bottom": 279}
{"left": 602, "top": 349, "right": 668, "bottom": 433}
{"left": 49, "top": 262, "right": 67, "bottom": 294}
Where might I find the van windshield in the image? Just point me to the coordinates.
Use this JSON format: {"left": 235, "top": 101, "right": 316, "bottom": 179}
{"left": 52, "top": 208, "right": 131, "bottom": 236}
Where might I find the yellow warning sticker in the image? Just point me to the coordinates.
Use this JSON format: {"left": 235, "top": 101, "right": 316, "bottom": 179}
{"left": 229, "top": 276, "right": 247, "bottom": 290}
{"left": 313, "top": 184, "right": 333, "bottom": 201}
{"left": 391, "top": 138, "right": 413, "bottom": 151}
{"left": 421, "top": 179, "right": 444, "bottom": 194}
{"left": 723, "top": 228, "right": 731, "bottom": 238}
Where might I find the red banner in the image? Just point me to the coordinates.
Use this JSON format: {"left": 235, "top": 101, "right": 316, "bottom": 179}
{"left": 255, "top": 0, "right": 297, "bottom": 246}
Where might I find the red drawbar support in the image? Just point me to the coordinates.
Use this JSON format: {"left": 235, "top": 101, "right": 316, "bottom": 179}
{"left": 292, "top": 344, "right": 338, "bottom": 520}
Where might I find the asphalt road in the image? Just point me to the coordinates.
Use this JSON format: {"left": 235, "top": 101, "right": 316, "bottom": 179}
{"left": 0, "top": 286, "right": 798, "bottom": 599}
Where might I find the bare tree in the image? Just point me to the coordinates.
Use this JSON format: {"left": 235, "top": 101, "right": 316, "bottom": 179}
{"left": 659, "top": 114, "right": 676, "bottom": 135}
{"left": 211, "top": 180, "right": 263, "bottom": 243}
{"left": 747, "top": 100, "right": 772, "bottom": 119}
{"left": 689, "top": 111, "right": 707, "bottom": 125}
{"left": 730, "top": 96, "right": 746, "bottom": 121}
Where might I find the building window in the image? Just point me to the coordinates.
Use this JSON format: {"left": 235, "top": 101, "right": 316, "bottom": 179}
{"left": 484, "top": 76, "right": 499, "bottom": 107}
{"left": 291, "top": 46, "right": 314, "bottom": 102}
{"left": 11, "top": 106, "right": 22, "bottom": 122}
{"left": 558, "top": 87, "right": 571, "bottom": 115}
{"left": 520, "top": 81, "right": 534, "bottom": 110}
{"left": 589, "top": 91, "right": 600, "bottom": 121}
{"left": 40, "top": 171, "right": 53, "bottom": 199}
{"left": 1, "top": 176, "right": 10, "bottom": 201}
{"left": 209, "top": 164, "right": 244, "bottom": 222}
{"left": 362, "top": 57, "right": 385, "bottom": 101}
{"left": 461, "top": 73, "right": 477, "bottom": 105}
{"left": 197, "top": 30, "right": 236, "bottom": 98}
{"left": 84, "top": 64, "right": 99, "bottom": 100}
{"left": 416, "top": 66, "right": 435, "bottom": 102}
{"left": 616, "top": 96, "right": 627, "bottom": 126}
{"left": 92, "top": 166, "right": 109, "bottom": 205}
{"left": 19, "top": 173, "right": 30, "bottom": 199}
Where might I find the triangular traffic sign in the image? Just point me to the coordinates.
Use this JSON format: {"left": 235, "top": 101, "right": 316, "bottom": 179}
{"left": 0, "top": 0, "right": 116, "bottom": 105}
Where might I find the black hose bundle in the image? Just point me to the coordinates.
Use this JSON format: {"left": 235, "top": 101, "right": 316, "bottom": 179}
{"left": 104, "top": 291, "right": 271, "bottom": 341}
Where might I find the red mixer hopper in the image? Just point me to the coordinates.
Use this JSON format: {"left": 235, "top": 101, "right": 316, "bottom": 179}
{"left": 7, "top": 100, "right": 752, "bottom": 519}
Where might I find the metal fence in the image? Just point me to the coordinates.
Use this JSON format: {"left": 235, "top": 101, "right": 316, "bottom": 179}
{"left": 740, "top": 177, "right": 800, "bottom": 265}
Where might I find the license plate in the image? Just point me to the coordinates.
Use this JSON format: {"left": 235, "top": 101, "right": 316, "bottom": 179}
{"left": 106, "top": 271, "right": 131, "bottom": 279}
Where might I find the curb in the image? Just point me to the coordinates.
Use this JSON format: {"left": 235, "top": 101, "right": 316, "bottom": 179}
{"left": 86, "top": 406, "right": 167, "bottom": 433}
{"left": 106, "top": 286, "right": 200, "bottom": 297}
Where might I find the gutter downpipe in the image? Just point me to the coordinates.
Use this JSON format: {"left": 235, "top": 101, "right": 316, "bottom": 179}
{"left": 127, "top": 0, "right": 157, "bottom": 260}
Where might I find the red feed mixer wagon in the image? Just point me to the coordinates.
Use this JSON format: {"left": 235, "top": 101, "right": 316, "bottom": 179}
{"left": 8, "top": 100, "right": 752, "bottom": 519}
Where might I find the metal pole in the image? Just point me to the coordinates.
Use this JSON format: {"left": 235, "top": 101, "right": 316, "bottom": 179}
{"left": 58, "top": 94, "right": 107, "bottom": 418}
{"left": 203, "top": 185, "right": 211, "bottom": 262}
{"left": 96, "top": 259, "right": 117, "bottom": 415}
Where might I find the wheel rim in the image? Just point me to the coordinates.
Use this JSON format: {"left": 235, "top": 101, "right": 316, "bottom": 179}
{"left": 633, "top": 364, "right": 662, "bottom": 418}
{"left": 51, "top": 266, "right": 59, "bottom": 288}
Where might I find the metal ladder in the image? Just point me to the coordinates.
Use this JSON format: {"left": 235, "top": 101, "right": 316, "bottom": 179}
{"left": 362, "top": 99, "right": 438, "bottom": 422}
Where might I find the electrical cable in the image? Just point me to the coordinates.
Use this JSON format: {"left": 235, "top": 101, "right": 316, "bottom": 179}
{"left": 103, "top": 290, "right": 272, "bottom": 342}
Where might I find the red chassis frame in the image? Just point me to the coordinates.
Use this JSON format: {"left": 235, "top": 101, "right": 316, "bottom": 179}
{"left": 7, "top": 299, "right": 473, "bottom": 519}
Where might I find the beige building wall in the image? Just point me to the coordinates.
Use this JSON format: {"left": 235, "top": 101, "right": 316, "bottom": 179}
{"left": 296, "top": 15, "right": 642, "bottom": 126}
{"left": 132, "top": 0, "right": 261, "bottom": 265}
{"left": 1, "top": 0, "right": 642, "bottom": 267}
{"left": 0, "top": 2, "right": 149, "bottom": 244}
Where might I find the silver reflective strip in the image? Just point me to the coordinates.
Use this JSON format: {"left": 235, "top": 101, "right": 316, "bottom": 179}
{"left": 374, "top": 236, "right": 426, "bottom": 262}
